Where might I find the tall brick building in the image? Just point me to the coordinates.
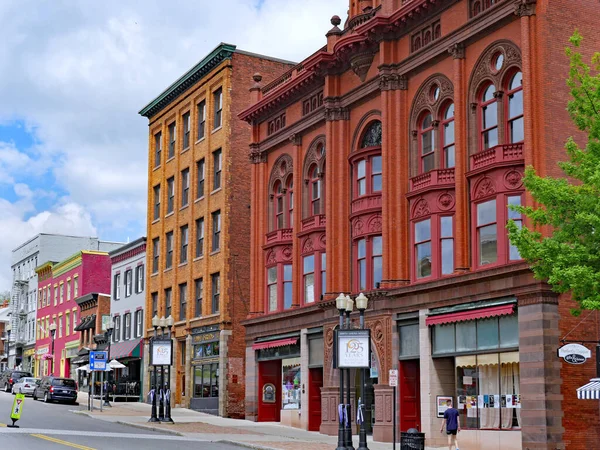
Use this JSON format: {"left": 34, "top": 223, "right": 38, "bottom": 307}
{"left": 139, "top": 43, "right": 294, "bottom": 416}
{"left": 240, "top": 0, "right": 600, "bottom": 448}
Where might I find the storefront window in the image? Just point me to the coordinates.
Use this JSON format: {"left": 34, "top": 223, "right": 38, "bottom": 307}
{"left": 456, "top": 352, "right": 520, "bottom": 430}
{"left": 282, "top": 357, "right": 301, "bottom": 410}
{"left": 193, "top": 363, "right": 219, "bottom": 398}
{"left": 399, "top": 323, "right": 419, "bottom": 358}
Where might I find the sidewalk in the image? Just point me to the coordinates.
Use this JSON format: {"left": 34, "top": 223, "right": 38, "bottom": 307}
{"left": 73, "top": 392, "right": 394, "bottom": 450}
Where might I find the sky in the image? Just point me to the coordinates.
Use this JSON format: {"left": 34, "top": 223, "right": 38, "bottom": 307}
{"left": 0, "top": 0, "right": 348, "bottom": 292}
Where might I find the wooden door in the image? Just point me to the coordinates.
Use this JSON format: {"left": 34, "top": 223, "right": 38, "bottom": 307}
{"left": 308, "top": 368, "right": 323, "bottom": 431}
{"left": 399, "top": 360, "right": 421, "bottom": 432}
{"left": 258, "top": 360, "right": 282, "bottom": 422}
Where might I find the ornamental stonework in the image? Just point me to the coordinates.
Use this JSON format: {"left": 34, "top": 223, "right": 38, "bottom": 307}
{"left": 473, "top": 177, "right": 497, "bottom": 199}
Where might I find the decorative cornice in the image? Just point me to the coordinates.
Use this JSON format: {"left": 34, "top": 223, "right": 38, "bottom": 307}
{"left": 325, "top": 106, "right": 350, "bottom": 121}
{"left": 513, "top": 0, "right": 536, "bottom": 17}
{"left": 249, "top": 144, "right": 266, "bottom": 164}
{"left": 448, "top": 42, "right": 465, "bottom": 60}
{"left": 379, "top": 67, "right": 408, "bottom": 91}
{"left": 289, "top": 134, "right": 302, "bottom": 146}
{"left": 139, "top": 43, "right": 236, "bottom": 118}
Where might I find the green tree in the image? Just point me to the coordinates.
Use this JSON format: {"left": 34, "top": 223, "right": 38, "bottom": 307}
{"left": 507, "top": 31, "right": 600, "bottom": 312}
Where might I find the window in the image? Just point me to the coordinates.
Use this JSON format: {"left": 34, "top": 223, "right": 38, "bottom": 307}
{"left": 441, "top": 216, "right": 455, "bottom": 274}
{"left": 124, "top": 313, "right": 131, "bottom": 340}
{"left": 211, "top": 211, "right": 221, "bottom": 252}
{"left": 179, "top": 225, "right": 189, "bottom": 264}
{"left": 135, "top": 265, "right": 144, "bottom": 293}
{"left": 153, "top": 185, "right": 161, "bottom": 220}
{"left": 196, "top": 159, "right": 205, "bottom": 198}
{"left": 179, "top": 283, "right": 187, "bottom": 321}
{"left": 267, "top": 264, "right": 293, "bottom": 312}
{"left": 194, "top": 278, "right": 203, "bottom": 317}
{"left": 151, "top": 292, "right": 158, "bottom": 319}
{"left": 213, "top": 88, "right": 223, "bottom": 129}
{"left": 321, "top": 253, "right": 327, "bottom": 296}
{"left": 479, "top": 84, "right": 498, "bottom": 151}
{"left": 354, "top": 236, "right": 383, "bottom": 291}
{"left": 442, "top": 103, "right": 455, "bottom": 168}
{"left": 273, "top": 181, "right": 284, "bottom": 229}
{"left": 166, "top": 231, "right": 174, "bottom": 269}
{"left": 211, "top": 273, "right": 220, "bottom": 314}
{"left": 415, "top": 219, "right": 432, "bottom": 279}
{"left": 60, "top": 283, "right": 64, "bottom": 303}
{"left": 282, "top": 358, "right": 301, "bottom": 409}
{"left": 195, "top": 218, "right": 204, "bottom": 258}
{"left": 193, "top": 363, "right": 219, "bottom": 398}
{"left": 152, "top": 238, "right": 160, "bottom": 273}
{"left": 165, "top": 288, "right": 172, "bottom": 317}
{"left": 354, "top": 155, "right": 382, "bottom": 197}
{"left": 114, "top": 316, "right": 121, "bottom": 342}
{"left": 303, "top": 255, "right": 315, "bottom": 303}
{"left": 506, "top": 72, "right": 524, "bottom": 143}
{"left": 287, "top": 179, "right": 294, "bottom": 225}
{"left": 508, "top": 196, "right": 522, "bottom": 260}
{"left": 477, "top": 199, "right": 497, "bottom": 265}
{"left": 154, "top": 132, "right": 162, "bottom": 167}
{"left": 309, "top": 166, "right": 321, "bottom": 215}
{"left": 125, "top": 269, "right": 133, "bottom": 297}
{"left": 114, "top": 273, "right": 121, "bottom": 300}
{"left": 65, "top": 312, "right": 70, "bottom": 337}
{"left": 197, "top": 100, "right": 206, "bottom": 140}
{"left": 182, "top": 112, "right": 190, "bottom": 149}
{"left": 67, "top": 280, "right": 71, "bottom": 301}
{"left": 213, "top": 149, "right": 222, "bottom": 190}
{"left": 181, "top": 168, "right": 190, "bottom": 207}
{"left": 419, "top": 113, "right": 435, "bottom": 173}
{"left": 399, "top": 323, "right": 420, "bottom": 358}
{"left": 54, "top": 286, "right": 57, "bottom": 306}
{"left": 74, "top": 278, "right": 78, "bottom": 298}
{"left": 58, "top": 315, "right": 63, "bottom": 338}
{"left": 72, "top": 310, "right": 77, "bottom": 333}
{"left": 167, "top": 177, "right": 175, "bottom": 214}
{"left": 168, "top": 122, "right": 176, "bottom": 158}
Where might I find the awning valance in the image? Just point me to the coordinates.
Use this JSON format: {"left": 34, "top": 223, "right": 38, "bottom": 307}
{"left": 252, "top": 338, "right": 298, "bottom": 351}
{"left": 110, "top": 339, "right": 142, "bottom": 360}
{"left": 71, "top": 355, "right": 89, "bottom": 365}
{"left": 74, "top": 314, "right": 96, "bottom": 332}
{"left": 426, "top": 304, "right": 515, "bottom": 326}
{"left": 577, "top": 378, "right": 600, "bottom": 400}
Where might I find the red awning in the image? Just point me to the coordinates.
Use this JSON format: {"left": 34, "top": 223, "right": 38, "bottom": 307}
{"left": 426, "top": 304, "right": 515, "bottom": 326}
{"left": 252, "top": 338, "right": 298, "bottom": 351}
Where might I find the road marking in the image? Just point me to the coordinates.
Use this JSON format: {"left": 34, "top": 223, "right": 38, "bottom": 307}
{"left": 0, "top": 423, "right": 5, "bottom": 427}
{"left": 31, "top": 434, "right": 97, "bottom": 450}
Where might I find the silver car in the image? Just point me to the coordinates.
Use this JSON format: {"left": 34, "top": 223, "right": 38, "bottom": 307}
{"left": 12, "top": 377, "right": 39, "bottom": 396}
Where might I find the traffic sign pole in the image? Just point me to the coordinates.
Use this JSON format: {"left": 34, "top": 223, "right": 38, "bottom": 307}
{"left": 389, "top": 369, "right": 398, "bottom": 450}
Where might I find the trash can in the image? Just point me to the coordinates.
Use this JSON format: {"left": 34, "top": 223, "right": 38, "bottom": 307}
{"left": 400, "top": 428, "right": 425, "bottom": 450}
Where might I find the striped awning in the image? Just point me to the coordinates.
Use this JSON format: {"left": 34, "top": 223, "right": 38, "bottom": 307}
{"left": 577, "top": 378, "right": 600, "bottom": 400}
{"left": 252, "top": 338, "right": 298, "bottom": 351}
{"left": 426, "top": 304, "right": 515, "bottom": 326}
{"left": 110, "top": 339, "right": 142, "bottom": 360}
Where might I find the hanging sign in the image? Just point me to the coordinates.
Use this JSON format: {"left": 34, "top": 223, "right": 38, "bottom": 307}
{"left": 557, "top": 343, "right": 591, "bottom": 365}
{"left": 151, "top": 339, "right": 173, "bottom": 366}
{"left": 336, "top": 330, "right": 371, "bottom": 369}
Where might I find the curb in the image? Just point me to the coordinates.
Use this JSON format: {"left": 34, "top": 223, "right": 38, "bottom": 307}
{"left": 216, "top": 440, "right": 281, "bottom": 450}
{"left": 115, "top": 420, "right": 184, "bottom": 436}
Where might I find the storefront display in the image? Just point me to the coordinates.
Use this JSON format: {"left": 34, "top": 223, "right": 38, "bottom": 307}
{"left": 281, "top": 357, "right": 301, "bottom": 410}
{"left": 190, "top": 325, "right": 220, "bottom": 412}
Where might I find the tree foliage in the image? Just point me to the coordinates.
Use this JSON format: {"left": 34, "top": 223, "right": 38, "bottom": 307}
{"left": 507, "top": 32, "right": 600, "bottom": 312}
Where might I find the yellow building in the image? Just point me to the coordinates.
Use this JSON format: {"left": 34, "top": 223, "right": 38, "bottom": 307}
{"left": 139, "top": 43, "right": 293, "bottom": 416}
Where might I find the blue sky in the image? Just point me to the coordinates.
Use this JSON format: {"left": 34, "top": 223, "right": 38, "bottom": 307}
{"left": 0, "top": 0, "right": 347, "bottom": 292}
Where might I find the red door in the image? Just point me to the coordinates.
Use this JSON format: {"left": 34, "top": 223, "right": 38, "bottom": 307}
{"left": 399, "top": 360, "right": 421, "bottom": 432}
{"left": 258, "top": 360, "right": 282, "bottom": 422}
{"left": 308, "top": 368, "right": 323, "bottom": 431}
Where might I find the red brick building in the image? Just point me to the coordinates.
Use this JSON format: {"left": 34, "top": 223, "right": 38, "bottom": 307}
{"left": 240, "top": 0, "right": 600, "bottom": 448}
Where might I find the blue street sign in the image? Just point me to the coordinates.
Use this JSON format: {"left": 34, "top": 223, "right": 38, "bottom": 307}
{"left": 90, "top": 351, "right": 107, "bottom": 371}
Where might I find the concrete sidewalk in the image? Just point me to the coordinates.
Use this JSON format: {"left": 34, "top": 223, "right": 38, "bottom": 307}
{"left": 73, "top": 392, "right": 395, "bottom": 450}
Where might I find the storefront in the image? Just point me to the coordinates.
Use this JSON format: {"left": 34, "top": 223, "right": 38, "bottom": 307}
{"left": 64, "top": 341, "right": 79, "bottom": 380}
{"left": 108, "top": 338, "right": 143, "bottom": 401}
{"left": 35, "top": 345, "right": 49, "bottom": 377}
{"left": 23, "top": 347, "right": 35, "bottom": 374}
{"left": 190, "top": 325, "right": 220, "bottom": 414}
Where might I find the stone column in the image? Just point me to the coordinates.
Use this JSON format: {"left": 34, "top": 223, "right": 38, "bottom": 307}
{"left": 245, "top": 344, "right": 258, "bottom": 421}
{"left": 300, "top": 328, "right": 309, "bottom": 430}
{"left": 291, "top": 135, "right": 303, "bottom": 309}
{"left": 142, "top": 340, "right": 150, "bottom": 403}
{"left": 185, "top": 333, "right": 192, "bottom": 408}
{"left": 219, "top": 329, "right": 232, "bottom": 417}
{"left": 518, "top": 292, "right": 564, "bottom": 449}
{"left": 373, "top": 384, "right": 394, "bottom": 442}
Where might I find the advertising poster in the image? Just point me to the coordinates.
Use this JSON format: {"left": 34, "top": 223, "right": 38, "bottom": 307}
{"left": 505, "top": 394, "right": 514, "bottom": 408}
{"left": 458, "top": 395, "right": 467, "bottom": 410}
{"left": 478, "top": 395, "right": 484, "bottom": 409}
{"left": 436, "top": 396, "right": 453, "bottom": 418}
{"left": 151, "top": 340, "right": 173, "bottom": 366}
{"left": 493, "top": 394, "right": 500, "bottom": 408}
{"left": 337, "top": 330, "right": 370, "bottom": 369}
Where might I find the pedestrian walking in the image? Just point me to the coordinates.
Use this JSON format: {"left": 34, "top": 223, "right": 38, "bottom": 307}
{"left": 440, "top": 399, "right": 460, "bottom": 450}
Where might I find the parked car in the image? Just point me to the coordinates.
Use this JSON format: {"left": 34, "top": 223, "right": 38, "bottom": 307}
{"left": 11, "top": 377, "right": 39, "bottom": 396}
{"left": 0, "top": 370, "right": 33, "bottom": 393}
{"left": 33, "top": 377, "right": 78, "bottom": 404}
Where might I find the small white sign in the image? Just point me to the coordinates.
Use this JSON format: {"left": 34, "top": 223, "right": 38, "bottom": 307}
{"left": 337, "top": 330, "right": 370, "bottom": 369}
{"left": 389, "top": 369, "right": 398, "bottom": 387}
{"left": 558, "top": 343, "right": 591, "bottom": 364}
{"left": 152, "top": 341, "right": 172, "bottom": 366}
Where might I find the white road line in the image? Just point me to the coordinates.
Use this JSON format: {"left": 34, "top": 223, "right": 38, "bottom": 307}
{"left": 0, "top": 429, "right": 211, "bottom": 441}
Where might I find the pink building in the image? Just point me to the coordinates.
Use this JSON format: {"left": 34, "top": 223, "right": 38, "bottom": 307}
{"left": 35, "top": 251, "right": 112, "bottom": 379}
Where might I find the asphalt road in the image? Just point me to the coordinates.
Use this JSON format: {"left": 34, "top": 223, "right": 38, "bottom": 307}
{"left": 0, "top": 390, "right": 243, "bottom": 450}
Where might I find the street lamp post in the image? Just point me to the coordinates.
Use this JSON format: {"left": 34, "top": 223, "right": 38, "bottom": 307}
{"left": 5, "top": 324, "right": 11, "bottom": 370}
{"left": 103, "top": 322, "right": 114, "bottom": 407}
{"left": 148, "top": 315, "right": 160, "bottom": 423}
{"left": 336, "top": 293, "right": 348, "bottom": 450}
{"left": 49, "top": 322, "right": 57, "bottom": 376}
{"left": 344, "top": 296, "right": 355, "bottom": 450}
{"left": 355, "top": 293, "right": 370, "bottom": 450}
{"left": 163, "top": 315, "right": 174, "bottom": 423}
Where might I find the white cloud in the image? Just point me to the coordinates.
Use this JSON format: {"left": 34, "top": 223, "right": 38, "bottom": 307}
{"left": 0, "top": 0, "right": 348, "bottom": 290}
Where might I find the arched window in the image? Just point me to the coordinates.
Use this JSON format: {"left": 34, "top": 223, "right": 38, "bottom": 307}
{"left": 287, "top": 178, "right": 294, "bottom": 225}
{"left": 419, "top": 113, "right": 435, "bottom": 173}
{"left": 309, "top": 165, "right": 321, "bottom": 215}
{"left": 479, "top": 83, "right": 498, "bottom": 151}
{"left": 423, "top": 31, "right": 432, "bottom": 46}
{"left": 273, "top": 181, "right": 284, "bottom": 229}
{"left": 413, "top": 36, "right": 422, "bottom": 52}
{"left": 441, "top": 103, "right": 455, "bottom": 168}
{"left": 354, "top": 121, "right": 382, "bottom": 197}
{"left": 506, "top": 71, "right": 523, "bottom": 143}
